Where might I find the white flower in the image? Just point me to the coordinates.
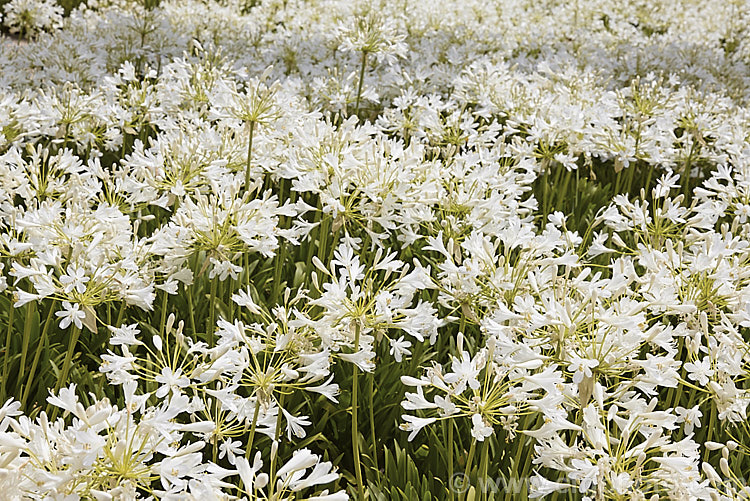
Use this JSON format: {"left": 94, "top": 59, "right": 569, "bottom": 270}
{"left": 277, "top": 449, "right": 340, "bottom": 492}
{"left": 307, "top": 376, "right": 340, "bottom": 403}
{"left": 56, "top": 301, "right": 85, "bottom": 330}
{"left": 445, "top": 351, "right": 481, "bottom": 393}
{"left": 46, "top": 384, "right": 80, "bottom": 416}
{"left": 0, "top": 398, "right": 22, "bottom": 426}
{"left": 529, "top": 474, "right": 573, "bottom": 498}
{"left": 400, "top": 415, "right": 436, "bottom": 441}
{"left": 155, "top": 367, "right": 190, "bottom": 398}
{"left": 684, "top": 358, "right": 714, "bottom": 386}
{"left": 158, "top": 453, "right": 205, "bottom": 490}
{"left": 218, "top": 439, "right": 244, "bottom": 465}
{"left": 401, "top": 386, "right": 438, "bottom": 411}
{"left": 232, "top": 287, "right": 263, "bottom": 315}
{"left": 60, "top": 265, "right": 89, "bottom": 294}
{"left": 276, "top": 448, "right": 318, "bottom": 479}
{"left": 675, "top": 405, "right": 703, "bottom": 434}
{"left": 389, "top": 336, "right": 411, "bottom": 362}
{"left": 208, "top": 258, "right": 243, "bottom": 281}
{"left": 471, "top": 414, "right": 493, "bottom": 441}
{"left": 13, "top": 289, "right": 41, "bottom": 308}
{"left": 282, "top": 407, "right": 311, "bottom": 440}
{"left": 610, "top": 472, "right": 633, "bottom": 495}
{"left": 587, "top": 232, "right": 614, "bottom": 258}
{"left": 339, "top": 347, "right": 375, "bottom": 372}
{"left": 568, "top": 355, "right": 599, "bottom": 384}
{"left": 108, "top": 323, "right": 143, "bottom": 346}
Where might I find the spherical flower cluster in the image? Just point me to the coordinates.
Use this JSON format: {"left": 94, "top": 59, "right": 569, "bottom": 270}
{"left": 2, "top": 0, "right": 62, "bottom": 38}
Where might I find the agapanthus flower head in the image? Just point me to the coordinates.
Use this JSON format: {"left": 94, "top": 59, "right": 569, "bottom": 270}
{"left": 2, "top": 0, "right": 62, "bottom": 38}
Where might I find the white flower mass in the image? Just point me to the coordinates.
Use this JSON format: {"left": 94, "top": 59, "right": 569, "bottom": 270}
{"left": 1, "top": 0, "right": 750, "bottom": 499}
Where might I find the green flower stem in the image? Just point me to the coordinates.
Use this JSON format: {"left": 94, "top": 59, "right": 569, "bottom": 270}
{"left": 0, "top": 300, "right": 15, "bottom": 403}
{"left": 187, "top": 285, "right": 197, "bottom": 336}
{"left": 447, "top": 420, "right": 455, "bottom": 501}
{"left": 556, "top": 167, "right": 573, "bottom": 211}
{"left": 541, "top": 173, "right": 549, "bottom": 224}
{"left": 50, "top": 324, "right": 81, "bottom": 420}
{"left": 479, "top": 439, "right": 490, "bottom": 501}
{"left": 268, "top": 393, "right": 286, "bottom": 498}
{"left": 613, "top": 168, "right": 623, "bottom": 195}
{"left": 542, "top": 165, "right": 564, "bottom": 223}
{"left": 682, "top": 140, "right": 698, "bottom": 199}
{"left": 703, "top": 404, "right": 716, "bottom": 463}
{"left": 227, "top": 275, "right": 235, "bottom": 320}
{"left": 352, "top": 320, "right": 364, "bottom": 500}
{"left": 213, "top": 398, "right": 220, "bottom": 464}
{"left": 271, "top": 177, "right": 289, "bottom": 305}
{"left": 368, "top": 372, "right": 378, "bottom": 471}
{"left": 354, "top": 52, "right": 368, "bottom": 118}
{"left": 21, "top": 300, "right": 56, "bottom": 408}
{"left": 462, "top": 438, "right": 477, "bottom": 501}
{"left": 506, "top": 433, "right": 526, "bottom": 501}
{"left": 238, "top": 400, "right": 261, "bottom": 495}
{"left": 304, "top": 203, "right": 324, "bottom": 290}
{"left": 271, "top": 243, "right": 284, "bottom": 306}
{"left": 245, "top": 121, "right": 256, "bottom": 192}
{"left": 18, "top": 301, "right": 34, "bottom": 382}
{"left": 158, "top": 288, "right": 168, "bottom": 338}
{"left": 115, "top": 301, "right": 126, "bottom": 327}
{"left": 327, "top": 226, "right": 340, "bottom": 264}
{"left": 244, "top": 252, "right": 251, "bottom": 290}
{"left": 245, "top": 399, "right": 261, "bottom": 459}
{"left": 644, "top": 163, "right": 655, "bottom": 197}
{"left": 208, "top": 276, "right": 218, "bottom": 346}
{"left": 319, "top": 216, "right": 330, "bottom": 265}
{"left": 625, "top": 160, "right": 637, "bottom": 195}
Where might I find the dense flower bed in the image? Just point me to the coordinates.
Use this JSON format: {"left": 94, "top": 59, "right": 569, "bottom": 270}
{"left": 1, "top": 0, "right": 750, "bottom": 499}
